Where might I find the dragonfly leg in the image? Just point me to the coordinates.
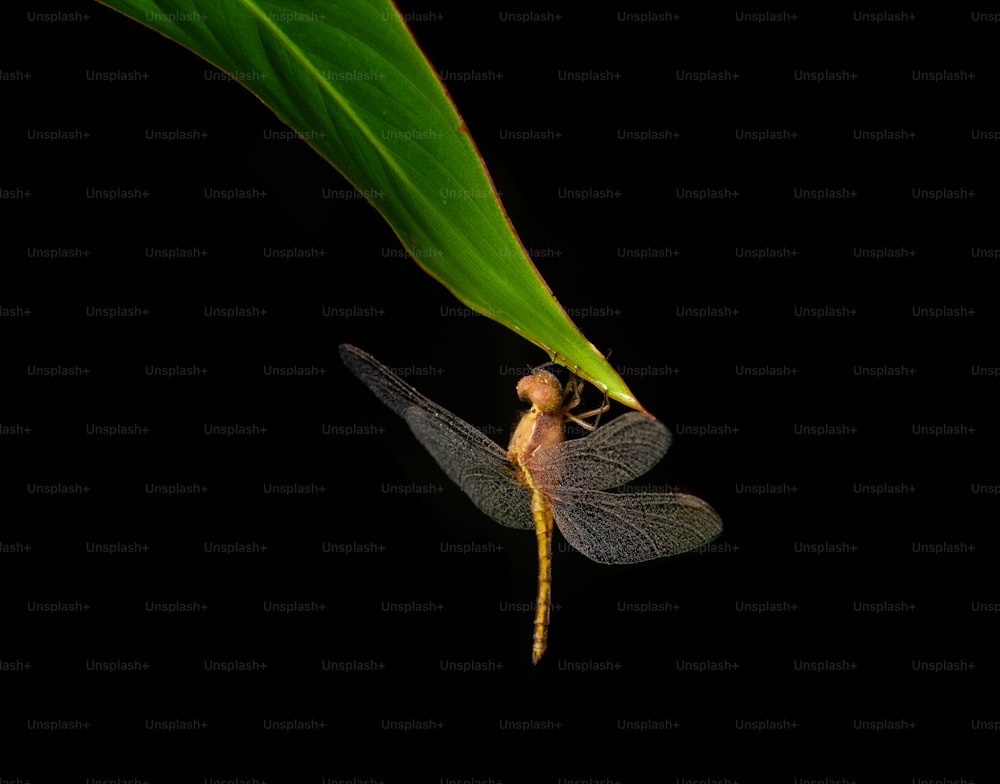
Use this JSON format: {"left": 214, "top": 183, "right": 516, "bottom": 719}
{"left": 564, "top": 379, "right": 611, "bottom": 431}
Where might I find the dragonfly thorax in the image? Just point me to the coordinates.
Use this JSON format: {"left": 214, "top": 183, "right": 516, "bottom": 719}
{"left": 508, "top": 406, "right": 566, "bottom": 470}
{"left": 510, "top": 370, "right": 572, "bottom": 468}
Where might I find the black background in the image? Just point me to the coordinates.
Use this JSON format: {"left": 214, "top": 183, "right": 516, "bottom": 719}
{"left": 2, "top": 1, "right": 998, "bottom": 781}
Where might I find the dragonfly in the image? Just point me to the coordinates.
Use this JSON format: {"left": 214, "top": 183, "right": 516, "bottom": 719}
{"left": 339, "top": 344, "right": 722, "bottom": 663}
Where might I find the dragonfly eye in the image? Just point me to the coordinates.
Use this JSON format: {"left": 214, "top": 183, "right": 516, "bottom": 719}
{"left": 516, "top": 370, "right": 563, "bottom": 412}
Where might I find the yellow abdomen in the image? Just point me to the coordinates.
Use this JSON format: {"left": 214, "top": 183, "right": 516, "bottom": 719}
{"left": 530, "top": 487, "right": 554, "bottom": 664}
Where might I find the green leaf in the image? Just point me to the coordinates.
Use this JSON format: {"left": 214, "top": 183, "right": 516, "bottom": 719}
{"left": 93, "top": 0, "right": 646, "bottom": 411}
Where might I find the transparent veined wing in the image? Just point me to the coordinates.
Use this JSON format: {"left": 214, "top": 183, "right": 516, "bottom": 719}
{"left": 542, "top": 486, "right": 723, "bottom": 565}
{"left": 405, "top": 407, "right": 533, "bottom": 530}
{"left": 545, "top": 412, "right": 672, "bottom": 491}
{"left": 521, "top": 411, "right": 720, "bottom": 561}
{"left": 339, "top": 344, "right": 534, "bottom": 530}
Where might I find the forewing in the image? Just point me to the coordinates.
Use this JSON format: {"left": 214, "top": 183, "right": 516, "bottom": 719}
{"left": 533, "top": 412, "right": 672, "bottom": 491}
{"left": 547, "top": 487, "right": 723, "bottom": 564}
{"left": 340, "top": 344, "right": 533, "bottom": 530}
{"left": 404, "top": 407, "right": 533, "bottom": 529}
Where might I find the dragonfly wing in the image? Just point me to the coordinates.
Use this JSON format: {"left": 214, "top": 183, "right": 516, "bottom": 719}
{"left": 340, "top": 344, "right": 533, "bottom": 530}
{"left": 340, "top": 344, "right": 481, "bottom": 429}
{"left": 535, "top": 412, "right": 673, "bottom": 491}
{"left": 404, "top": 407, "right": 534, "bottom": 530}
{"left": 546, "top": 487, "right": 723, "bottom": 564}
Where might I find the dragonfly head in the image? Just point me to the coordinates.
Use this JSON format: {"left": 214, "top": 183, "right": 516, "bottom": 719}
{"left": 516, "top": 369, "right": 564, "bottom": 413}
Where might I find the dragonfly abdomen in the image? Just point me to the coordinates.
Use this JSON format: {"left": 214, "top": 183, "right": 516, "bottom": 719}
{"left": 530, "top": 487, "right": 554, "bottom": 665}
